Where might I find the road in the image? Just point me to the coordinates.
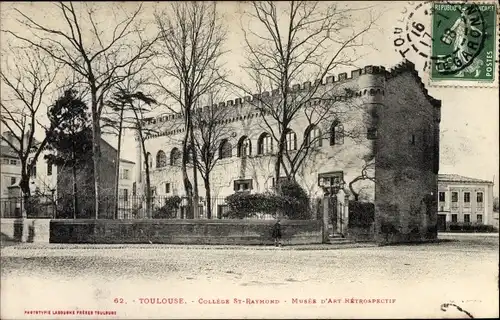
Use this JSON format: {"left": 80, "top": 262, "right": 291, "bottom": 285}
{"left": 1, "top": 234, "right": 498, "bottom": 319}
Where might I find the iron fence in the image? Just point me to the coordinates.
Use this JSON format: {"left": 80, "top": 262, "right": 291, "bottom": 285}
{"left": 0, "top": 194, "right": 324, "bottom": 220}
{"left": 1, "top": 195, "right": 55, "bottom": 219}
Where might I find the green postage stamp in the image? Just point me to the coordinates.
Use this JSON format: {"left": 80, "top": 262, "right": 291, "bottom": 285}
{"left": 430, "top": 2, "right": 497, "bottom": 82}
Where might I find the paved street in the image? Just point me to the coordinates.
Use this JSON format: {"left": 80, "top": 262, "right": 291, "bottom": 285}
{"left": 1, "top": 234, "right": 498, "bottom": 319}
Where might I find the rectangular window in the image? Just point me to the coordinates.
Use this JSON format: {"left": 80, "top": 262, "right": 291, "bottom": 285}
{"left": 234, "top": 179, "right": 253, "bottom": 192}
{"left": 47, "top": 162, "right": 52, "bottom": 176}
{"left": 439, "top": 192, "right": 445, "bottom": 202}
{"left": 2, "top": 159, "right": 9, "bottom": 165}
{"left": 10, "top": 177, "right": 16, "bottom": 185}
{"left": 451, "top": 214, "right": 458, "bottom": 223}
{"left": 451, "top": 192, "right": 458, "bottom": 202}
{"left": 476, "top": 192, "right": 483, "bottom": 203}
{"left": 464, "top": 214, "right": 470, "bottom": 223}
{"left": 477, "top": 214, "right": 483, "bottom": 223}
{"left": 119, "top": 189, "right": 129, "bottom": 202}
{"left": 9, "top": 159, "right": 17, "bottom": 165}
{"left": 165, "top": 183, "right": 171, "bottom": 194}
{"left": 30, "top": 165, "right": 37, "bottom": 177}
{"left": 120, "top": 169, "right": 130, "bottom": 180}
{"left": 132, "top": 182, "right": 137, "bottom": 196}
{"left": 367, "top": 127, "right": 377, "bottom": 140}
{"left": 464, "top": 192, "right": 470, "bottom": 203}
{"left": 150, "top": 187, "right": 157, "bottom": 196}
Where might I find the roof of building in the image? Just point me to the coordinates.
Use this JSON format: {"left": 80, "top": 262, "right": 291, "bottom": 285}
{"left": 120, "top": 158, "right": 135, "bottom": 164}
{"left": 0, "top": 144, "right": 18, "bottom": 159}
{"left": 438, "top": 174, "right": 493, "bottom": 184}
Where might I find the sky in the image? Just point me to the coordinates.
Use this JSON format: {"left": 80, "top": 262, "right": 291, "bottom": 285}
{"left": 1, "top": 1, "right": 498, "bottom": 195}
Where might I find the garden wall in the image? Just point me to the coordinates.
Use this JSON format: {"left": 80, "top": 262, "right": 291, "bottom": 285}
{"left": 49, "top": 219, "right": 322, "bottom": 245}
{"left": 1, "top": 218, "right": 51, "bottom": 243}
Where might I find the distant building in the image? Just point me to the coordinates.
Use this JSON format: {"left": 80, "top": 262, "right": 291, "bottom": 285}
{"left": 117, "top": 158, "right": 136, "bottom": 219}
{"left": 0, "top": 144, "right": 21, "bottom": 199}
{"left": 1, "top": 131, "right": 56, "bottom": 217}
{"left": 437, "top": 174, "right": 495, "bottom": 230}
{"left": 55, "top": 138, "right": 130, "bottom": 219}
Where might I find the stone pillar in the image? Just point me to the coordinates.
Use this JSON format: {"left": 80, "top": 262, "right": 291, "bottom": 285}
{"left": 322, "top": 197, "right": 330, "bottom": 243}
{"left": 343, "top": 196, "right": 350, "bottom": 235}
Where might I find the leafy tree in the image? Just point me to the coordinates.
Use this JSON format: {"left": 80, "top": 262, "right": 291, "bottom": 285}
{"left": 45, "top": 89, "right": 92, "bottom": 219}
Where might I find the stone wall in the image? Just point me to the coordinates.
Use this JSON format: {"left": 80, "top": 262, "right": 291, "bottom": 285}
{"left": 49, "top": 219, "right": 322, "bottom": 245}
{"left": 1, "top": 218, "right": 51, "bottom": 243}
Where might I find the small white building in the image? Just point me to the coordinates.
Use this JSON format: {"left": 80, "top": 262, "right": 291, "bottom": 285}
{"left": 437, "top": 174, "right": 495, "bottom": 229}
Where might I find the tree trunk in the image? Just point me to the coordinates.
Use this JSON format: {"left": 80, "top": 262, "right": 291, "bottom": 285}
{"left": 140, "top": 137, "right": 152, "bottom": 219}
{"left": 114, "top": 107, "right": 124, "bottom": 219}
{"left": 181, "top": 114, "right": 194, "bottom": 219}
{"left": 72, "top": 160, "right": 78, "bottom": 219}
{"left": 203, "top": 176, "right": 212, "bottom": 219}
{"left": 274, "top": 133, "right": 287, "bottom": 191}
{"left": 90, "top": 92, "right": 101, "bottom": 219}
{"left": 19, "top": 173, "right": 30, "bottom": 219}
{"left": 190, "top": 128, "right": 199, "bottom": 219}
{"left": 348, "top": 178, "right": 360, "bottom": 202}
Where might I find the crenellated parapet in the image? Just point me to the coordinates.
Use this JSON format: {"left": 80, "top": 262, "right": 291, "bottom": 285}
{"left": 140, "top": 60, "right": 439, "bottom": 141}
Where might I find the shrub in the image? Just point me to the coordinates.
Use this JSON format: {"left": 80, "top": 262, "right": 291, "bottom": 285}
{"left": 277, "top": 180, "right": 311, "bottom": 220}
{"left": 152, "top": 196, "right": 182, "bottom": 219}
{"left": 224, "top": 180, "right": 312, "bottom": 220}
{"left": 224, "top": 192, "right": 282, "bottom": 219}
{"left": 348, "top": 201, "right": 375, "bottom": 227}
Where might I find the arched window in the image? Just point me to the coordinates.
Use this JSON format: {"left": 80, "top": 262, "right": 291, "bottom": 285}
{"left": 330, "top": 120, "right": 344, "bottom": 145}
{"left": 237, "top": 136, "right": 252, "bottom": 157}
{"left": 305, "top": 125, "right": 322, "bottom": 147}
{"left": 285, "top": 129, "right": 297, "bottom": 151}
{"left": 146, "top": 152, "right": 153, "bottom": 168}
{"left": 170, "top": 148, "right": 181, "bottom": 166}
{"left": 156, "top": 150, "right": 166, "bottom": 168}
{"left": 257, "top": 132, "right": 273, "bottom": 155}
{"left": 219, "top": 139, "right": 232, "bottom": 159}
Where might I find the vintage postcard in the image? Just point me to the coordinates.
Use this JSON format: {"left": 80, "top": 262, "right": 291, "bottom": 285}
{"left": 1, "top": 1, "right": 498, "bottom": 319}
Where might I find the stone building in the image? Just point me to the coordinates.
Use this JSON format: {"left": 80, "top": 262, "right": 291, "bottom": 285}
{"left": 437, "top": 174, "right": 495, "bottom": 230}
{"left": 137, "top": 60, "right": 441, "bottom": 243}
{"left": 56, "top": 138, "right": 117, "bottom": 219}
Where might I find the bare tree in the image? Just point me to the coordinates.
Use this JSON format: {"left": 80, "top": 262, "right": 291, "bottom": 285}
{"left": 0, "top": 47, "right": 61, "bottom": 217}
{"left": 3, "top": 2, "right": 158, "bottom": 218}
{"left": 152, "top": 1, "right": 227, "bottom": 219}
{"left": 191, "top": 91, "right": 233, "bottom": 219}
{"left": 241, "top": 1, "right": 377, "bottom": 185}
{"left": 116, "top": 91, "right": 157, "bottom": 218}
{"left": 102, "top": 57, "right": 153, "bottom": 219}
{"left": 348, "top": 159, "right": 375, "bottom": 202}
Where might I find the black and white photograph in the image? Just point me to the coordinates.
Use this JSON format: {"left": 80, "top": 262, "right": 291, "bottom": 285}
{"left": 0, "top": 1, "right": 498, "bottom": 319}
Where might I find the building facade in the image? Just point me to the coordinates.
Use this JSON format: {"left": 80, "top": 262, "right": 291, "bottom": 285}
{"left": 0, "top": 144, "right": 22, "bottom": 199}
{"left": 137, "top": 60, "right": 442, "bottom": 243}
{"left": 437, "top": 174, "right": 495, "bottom": 230}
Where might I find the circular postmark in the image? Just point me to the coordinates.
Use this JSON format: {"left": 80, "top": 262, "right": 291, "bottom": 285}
{"left": 393, "top": 1, "right": 487, "bottom": 75}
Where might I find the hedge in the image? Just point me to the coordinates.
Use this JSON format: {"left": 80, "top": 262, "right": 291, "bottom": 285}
{"left": 447, "top": 223, "right": 498, "bottom": 233}
{"left": 223, "top": 180, "right": 312, "bottom": 220}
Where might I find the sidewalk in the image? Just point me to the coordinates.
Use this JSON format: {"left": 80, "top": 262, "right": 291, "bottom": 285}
{"left": 1, "top": 241, "right": 378, "bottom": 251}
